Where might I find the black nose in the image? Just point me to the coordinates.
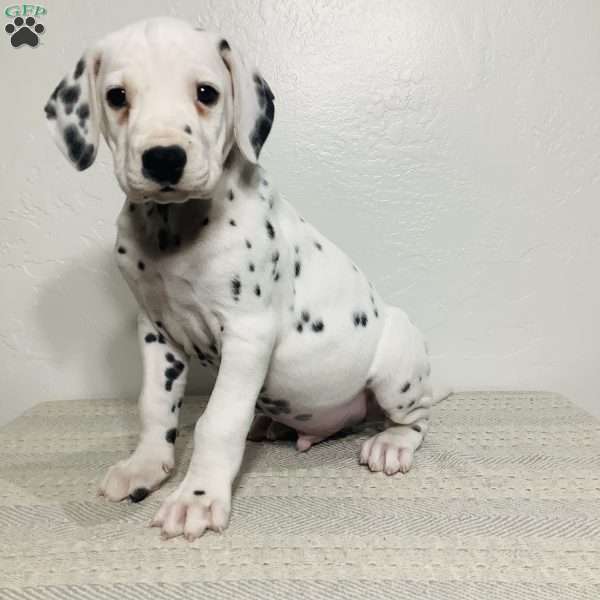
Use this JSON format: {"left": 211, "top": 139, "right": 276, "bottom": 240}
{"left": 141, "top": 145, "right": 187, "bottom": 185}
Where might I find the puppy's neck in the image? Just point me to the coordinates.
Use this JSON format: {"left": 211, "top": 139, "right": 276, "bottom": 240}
{"left": 118, "top": 144, "right": 267, "bottom": 256}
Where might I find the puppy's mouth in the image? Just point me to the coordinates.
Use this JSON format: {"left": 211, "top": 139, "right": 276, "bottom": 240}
{"left": 128, "top": 185, "right": 211, "bottom": 205}
{"left": 125, "top": 168, "right": 212, "bottom": 204}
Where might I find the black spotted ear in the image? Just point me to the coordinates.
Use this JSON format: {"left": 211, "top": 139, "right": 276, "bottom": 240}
{"left": 219, "top": 39, "right": 275, "bottom": 163}
{"left": 44, "top": 50, "right": 101, "bottom": 171}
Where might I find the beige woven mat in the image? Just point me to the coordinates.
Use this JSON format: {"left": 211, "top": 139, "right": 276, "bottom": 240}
{"left": 1, "top": 392, "right": 599, "bottom": 599}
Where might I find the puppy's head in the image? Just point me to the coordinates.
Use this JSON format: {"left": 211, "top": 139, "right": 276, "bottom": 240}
{"left": 44, "top": 17, "right": 274, "bottom": 204}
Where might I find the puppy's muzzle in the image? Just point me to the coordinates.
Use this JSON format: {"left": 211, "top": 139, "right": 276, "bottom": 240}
{"left": 141, "top": 145, "right": 187, "bottom": 186}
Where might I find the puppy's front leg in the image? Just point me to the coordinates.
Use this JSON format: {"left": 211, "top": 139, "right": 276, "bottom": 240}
{"left": 151, "top": 316, "right": 274, "bottom": 541}
{"left": 99, "top": 313, "right": 188, "bottom": 502}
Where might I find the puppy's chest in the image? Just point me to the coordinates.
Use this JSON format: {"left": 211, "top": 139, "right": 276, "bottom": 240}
{"left": 114, "top": 195, "right": 287, "bottom": 355}
{"left": 115, "top": 200, "right": 229, "bottom": 354}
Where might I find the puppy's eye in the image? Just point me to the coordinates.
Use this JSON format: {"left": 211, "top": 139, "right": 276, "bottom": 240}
{"left": 196, "top": 84, "right": 219, "bottom": 106}
{"left": 106, "top": 87, "right": 127, "bottom": 109}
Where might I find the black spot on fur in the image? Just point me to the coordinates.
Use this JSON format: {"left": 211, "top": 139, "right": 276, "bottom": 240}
{"left": 249, "top": 262, "right": 255, "bottom": 272}
{"left": 156, "top": 321, "right": 163, "bottom": 328}
{"left": 411, "top": 424, "right": 422, "bottom": 433}
{"left": 301, "top": 311, "right": 310, "bottom": 322}
{"left": 51, "top": 78, "right": 66, "bottom": 101}
{"left": 166, "top": 353, "right": 174, "bottom": 363}
{"left": 295, "top": 414, "right": 312, "bottom": 421}
{"left": 193, "top": 489, "right": 206, "bottom": 496}
{"left": 232, "top": 276, "right": 241, "bottom": 300}
{"left": 274, "top": 272, "right": 280, "bottom": 281}
{"left": 311, "top": 320, "right": 324, "bottom": 332}
{"left": 401, "top": 382, "right": 411, "bottom": 393}
{"left": 296, "top": 323, "right": 303, "bottom": 333}
{"left": 178, "top": 398, "right": 183, "bottom": 408}
{"left": 184, "top": 125, "right": 192, "bottom": 134}
{"left": 408, "top": 400, "right": 416, "bottom": 408}
{"left": 194, "top": 344, "right": 207, "bottom": 362}
{"left": 158, "top": 333, "right": 166, "bottom": 344}
{"left": 77, "top": 144, "right": 95, "bottom": 171}
{"left": 353, "top": 312, "right": 368, "bottom": 327}
{"left": 266, "top": 220, "right": 275, "bottom": 239}
{"left": 366, "top": 377, "right": 373, "bottom": 386}
{"left": 229, "top": 219, "right": 237, "bottom": 226}
{"left": 73, "top": 57, "right": 85, "bottom": 79}
{"left": 272, "top": 250, "right": 280, "bottom": 263}
{"left": 255, "top": 284, "right": 261, "bottom": 296}
{"left": 228, "top": 190, "right": 234, "bottom": 201}
{"left": 165, "top": 428, "right": 177, "bottom": 444}
{"left": 129, "top": 487, "right": 150, "bottom": 503}
{"left": 249, "top": 75, "right": 275, "bottom": 157}
{"left": 165, "top": 367, "right": 179, "bottom": 380}
{"left": 294, "top": 261, "right": 301, "bottom": 277}
{"left": 76, "top": 102, "right": 90, "bottom": 123}
{"left": 314, "top": 241, "right": 323, "bottom": 251}
{"left": 145, "top": 333, "right": 157, "bottom": 343}
{"left": 44, "top": 102, "right": 56, "bottom": 119}
{"left": 219, "top": 39, "right": 230, "bottom": 52}
{"left": 60, "top": 85, "right": 81, "bottom": 111}
{"left": 63, "top": 124, "right": 94, "bottom": 170}
{"left": 246, "top": 239, "right": 252, "bottom": 249}
{"left": 137, "top": 260, "right": 145, "bottom": 270}
{"left": 117, "top": 246, "right": 126, "bottom": 254}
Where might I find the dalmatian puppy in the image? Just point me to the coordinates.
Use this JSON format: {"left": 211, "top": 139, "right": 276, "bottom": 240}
{"left": 44, "top": 17, "right": 450, "bottom": 540}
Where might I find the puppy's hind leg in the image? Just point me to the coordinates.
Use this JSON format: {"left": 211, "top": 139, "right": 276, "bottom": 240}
{"left": 359, "top": 306, "right": 444, "bottom": 475}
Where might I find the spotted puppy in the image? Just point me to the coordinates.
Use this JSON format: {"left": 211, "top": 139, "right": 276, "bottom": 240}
{"left": 45, "top": 17, "right": 450, "bottom": 540}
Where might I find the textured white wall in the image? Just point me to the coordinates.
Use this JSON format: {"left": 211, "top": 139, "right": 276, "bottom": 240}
{"left": 1, "top": 0, "right": 599, "bottom": 425}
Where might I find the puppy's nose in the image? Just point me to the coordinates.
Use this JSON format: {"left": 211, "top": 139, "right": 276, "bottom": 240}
{"left": 141, "top": 145, "right": 187, "bottom": 185}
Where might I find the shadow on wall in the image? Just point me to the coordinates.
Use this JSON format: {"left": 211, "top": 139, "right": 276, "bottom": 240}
{"left": 35, "top": 246, "right": 214, "bottom": 402}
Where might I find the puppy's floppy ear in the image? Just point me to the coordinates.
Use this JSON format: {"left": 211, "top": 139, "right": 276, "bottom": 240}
{"left": 44, "top": 50, "right": 101, "bottom": 171}
{"left": 219, "top": 39, "right": 275, "bottom": 163}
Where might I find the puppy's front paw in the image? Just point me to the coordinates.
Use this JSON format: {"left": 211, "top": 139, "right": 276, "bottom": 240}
{"left": 150, "top": 478, "right": 231, "bottom": 541}
{"left": 99, "top": 446, "right": 174, "bottom": 502}
{"left": 359, "top": 429, "right": 417, "bottom": 475}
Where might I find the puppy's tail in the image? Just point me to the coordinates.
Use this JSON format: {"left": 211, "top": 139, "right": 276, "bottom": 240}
{"left": 432, "top": 384, "right": 453, "bottom": 405}
{"left": 420, "top": 383, "right": 453, "bottom": 409}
